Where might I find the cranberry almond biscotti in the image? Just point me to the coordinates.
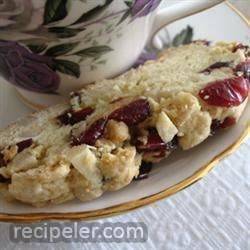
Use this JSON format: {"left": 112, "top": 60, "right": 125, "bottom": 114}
{"left": 0, "top": 42, "right": 249, "bottom": 207}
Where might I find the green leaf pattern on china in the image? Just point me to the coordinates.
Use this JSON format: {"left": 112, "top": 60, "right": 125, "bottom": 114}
{"left": 172, "top": 25, "right": 193, "bottom": 47}
{"left": 73, "top": 46, "right": 113, "bottom": 58}
{"left": 43, "top": 0, "right": 68, "bottom": 25}
{"left": 72, "top": 0, "right": 114, "bottom": 25}
{"left": 45, "top": 43, "right": 79, "bottom": 57}
{"left": 53, "top": 59, "right": 80, "bottom": 78}
{"left": 4, "top": 0, "right": 194, "bottom": 85}
{"left": 27, "top": 43, "right": 48, "bottom": 54}
{"left": 48, "top": 27, "right": 85, "bottom": 38}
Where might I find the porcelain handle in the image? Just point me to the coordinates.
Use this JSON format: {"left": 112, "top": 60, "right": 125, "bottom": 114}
{"left": 150, "top": 0, "right": 225, "bottom": 48}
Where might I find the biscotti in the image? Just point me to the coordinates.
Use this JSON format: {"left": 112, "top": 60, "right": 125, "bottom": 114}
{"left": 0, "top": 42, "right": 249, "bottom": 206}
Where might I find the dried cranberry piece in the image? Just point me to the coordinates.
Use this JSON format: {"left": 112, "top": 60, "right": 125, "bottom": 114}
{"left": 232, "top": 43, "right": 249, "bottom": 53}
{"left": 70, "top": 108, "right": 94, "bottom": 125}
{"left": 57, "top": 111, "right": 71, "bottom": 125}
{"left": 211, "top": 120, "right": 222, "bottom": 134}
{"left": 199, "top": 76, "right": 249, "bottom": 107}
{"left": 109, "top": 99, "right": 151, "bottom": 126}
{"left": 220, "top": 117, "right": 236, "bottom": 129}
{"left": 235, "top": 59, "right": 250, "bottom": 81}
{"left": 136, "top": 128, "right": 178, "bottom": 153}
{"left": 211, "top": 117, "right": 236, "bottom": 134}
{"left": 134, "top": 161, "right": 153, "bottom": 181}
{"left": 71, "top": 117, "right": 108, "bottom": 146}
{"left": 16, "top": 138, "right": 33, "bottom": 153}
{"left": 200, "top": 61, "right": 231, "bottom": 74}
{"left": 58, "top": 107, "right": 94, "bottom": 126}
{"left": 0, "top": 175, "right": 10, "bottom": 183}
{"left": 0, "top": 139, "right": 33, "bottom": 167}
{"left": 136, "top": 129, "right": 178, "bottom": 163}
{"left": 136, "top": 128, "right": 166, "bottom": 153}
{"left": 0, "top": 152, "right": 5, "bottom": 167}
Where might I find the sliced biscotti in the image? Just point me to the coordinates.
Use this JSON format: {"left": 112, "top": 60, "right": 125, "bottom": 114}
{"left": 0, "top": 42, "right": 249, "bottom": 207}
{"left": 71, "top": 41, "right": 249, "bottom": 148}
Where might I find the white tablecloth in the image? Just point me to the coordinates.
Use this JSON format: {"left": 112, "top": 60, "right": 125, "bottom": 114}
{"left": 0, "top": 1, "right": 249, "bottom": 249}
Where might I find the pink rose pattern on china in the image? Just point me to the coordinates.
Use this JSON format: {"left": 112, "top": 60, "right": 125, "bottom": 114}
{"left": 0, "top": 40, "right": 60, "bottom": 93}
{"left": 0, "top": 0, "right": 163, "bottom": 93}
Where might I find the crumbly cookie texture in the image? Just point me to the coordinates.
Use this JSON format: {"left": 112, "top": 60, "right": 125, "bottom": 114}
{"left": 0, "top": 42, "right": 249, "bottom": 207}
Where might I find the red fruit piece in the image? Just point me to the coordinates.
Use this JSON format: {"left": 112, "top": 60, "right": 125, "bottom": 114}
{"left": 0, "top": 175, "right": 9, "bottom": 183}
{"left": 0, "top": 138, "right": 33, "bottom": 167}
{"left": 136, "top": 128, "right": 166, "bottom": 153}
{"left": 220, "top": 117, "right": 236, "bottom": 129}
{"left": 136, "top": 128, "right": 178, "bottom": 153}
{"left": 136, "top": 128, "right": 178, "bottom": 162}
{"left": 109, "top": 99, "right": 151, "bottom": 126}
{"left": 70, "top": 107, "right": 94, "bottom": 125}
{"left": 0, "top": 152, "right": 5, "bottom": 167}
{"left": 71, "top": 117, "right": 108, "bottom": 146}
{"left": 200, "top": 61, "right": 231, "bottom": 74}
{"left": 134, "top": 161, "right": 153, "bottom": 181}
{"left": 199, "top": 76, "right": 249, "bottom": 107}
{"left": 211, "top": 117, "right": 236, "bottom": 134}
{"left": 235, "top": 59, "right": 250, "bottom": 81}
{"left": 16, "top": 138, "right": 33, "bottom": 153}
{"left": 58, "top": 107, "right": 94, "bottom": 125}
{"left": 232, "top": 43, "right": 249, "bottom": 53}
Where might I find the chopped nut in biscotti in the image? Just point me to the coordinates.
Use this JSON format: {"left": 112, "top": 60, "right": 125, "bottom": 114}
{"left": 105, "top": 120, "right": 130, "bottom": 144}
{"left": 4, "top": 145, "right": 44, "bottom": 176}
{"left": 66, "top": 145, "right": 98, "bottom": 179}
{"left": 95, "top": 139, "right": 116, "bottom": 154}
{"left": 179, "top": 111, "right": 211, "bottom": 150}
{"left": 1, "top": 145, "right": 18, "bottom": 164}
{"left": 161, "top": 92, "right": 200, "bottom": 128}
{"left": 9, "top": 161, "right": 71, "bottom": 206}
{"left": 65, "top": 145, "right": 103, "bottom": 202}
{"left": 156, "top": 112, "right": 178, "bottom": 143}
{"left": 68, "top": 168, "right": 103, "bottom": 202}
{"left": 161, "top": 92, "right": 212, "bottom": 149}
{"left": 100, "top": 146, "right": 141, "bottom": 191}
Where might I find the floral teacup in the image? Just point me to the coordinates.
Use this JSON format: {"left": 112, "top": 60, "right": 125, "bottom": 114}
{"left": 0, "top": 0, "right": 224, "bottom": 108}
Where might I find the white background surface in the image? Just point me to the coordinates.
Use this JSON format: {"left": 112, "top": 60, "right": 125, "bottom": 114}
{"left": 0, "top": 1, "right": 249, "bottom": 249}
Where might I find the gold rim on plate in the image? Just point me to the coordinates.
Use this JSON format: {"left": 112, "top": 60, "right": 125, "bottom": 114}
{"left": 17, "top": 91, "right": 47, "bottom": 111}
{"left": 1, "top": 1, "right": 249, "bottom": 222}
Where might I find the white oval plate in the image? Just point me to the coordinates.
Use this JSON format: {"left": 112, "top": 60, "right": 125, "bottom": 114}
{"left": 0, "top": 1, "right": 249, "bottom": 222}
